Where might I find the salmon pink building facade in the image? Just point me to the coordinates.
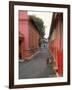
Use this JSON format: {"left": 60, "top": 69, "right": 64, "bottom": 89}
{"left": 19, "top": 11, "right": 40, "bottom": 60}
{"left": 48, "top": 13, "right": 63, "bottom": 76}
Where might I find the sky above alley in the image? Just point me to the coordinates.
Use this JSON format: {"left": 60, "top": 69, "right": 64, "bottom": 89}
{"left": 28, "top": 11, "right": 53, "bottom": 39}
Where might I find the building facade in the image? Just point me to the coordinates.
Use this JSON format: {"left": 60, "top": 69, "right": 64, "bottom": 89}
{"left": 19, "top": 11, "right": 40, "bottom": 60}
{"left": 48, "top": 13, "right": 63, "bottom": 76}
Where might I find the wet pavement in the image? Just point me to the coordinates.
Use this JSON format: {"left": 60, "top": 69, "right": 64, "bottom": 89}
{"left": 19, "top": 48, "right": 56, "bottom": 79}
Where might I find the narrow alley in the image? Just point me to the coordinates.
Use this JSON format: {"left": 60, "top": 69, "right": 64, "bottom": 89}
{"left": 19, "top": 11, "right": 63, "bottom": 79}
{"left": 19, "top": 48, "right": 56, "bottom": 79}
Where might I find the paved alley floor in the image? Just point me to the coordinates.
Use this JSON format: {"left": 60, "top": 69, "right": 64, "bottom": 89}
{"left": 19, "top": 48, "right": 56, "bottom": 79}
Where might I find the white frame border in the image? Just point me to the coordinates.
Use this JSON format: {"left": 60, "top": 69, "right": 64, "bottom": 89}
{"left": 14, "top": 5, "right": 68, "bottom": 85}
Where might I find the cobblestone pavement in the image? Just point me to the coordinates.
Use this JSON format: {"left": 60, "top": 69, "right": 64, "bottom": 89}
{"left": 19, "top": 48, "right": 56, "bottom": 79}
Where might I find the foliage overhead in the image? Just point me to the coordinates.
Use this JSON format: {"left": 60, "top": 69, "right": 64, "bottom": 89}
{"left": 31, "top": 15, "right": 45, "bottom": 38}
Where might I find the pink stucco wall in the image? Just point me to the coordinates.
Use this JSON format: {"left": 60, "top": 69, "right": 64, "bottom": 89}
{"left": 19, "top": 11, "right": 29, "bottom": 49}
{"left": 55, "top": 22, "right": 60, "bottom": 49}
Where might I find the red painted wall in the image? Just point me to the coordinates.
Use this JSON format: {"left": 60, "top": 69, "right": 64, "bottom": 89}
{"left": 48, "top": 13, "right": 63, "bottom": 76}
{"left": 29, "top": 20, "right": 40, "bottom": 51}
{"left": 19, "top": 11, "right": 40, "bottom": 60}
{"left": 19, "top": 11, "right": 29, "bottom": 49}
